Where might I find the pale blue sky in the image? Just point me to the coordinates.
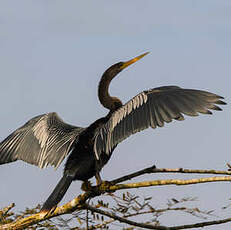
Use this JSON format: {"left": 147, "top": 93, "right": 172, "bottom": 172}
{"left": 0, "top": 1, "right": 231, "bottom": 229}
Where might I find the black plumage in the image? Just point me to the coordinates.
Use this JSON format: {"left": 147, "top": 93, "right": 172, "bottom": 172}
{"left": 0, "top": 52, "right": 226, "bottom": 211}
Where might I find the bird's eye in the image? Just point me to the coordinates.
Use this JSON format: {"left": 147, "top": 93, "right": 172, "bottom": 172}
{"left": 117, "top": 62, "right": 124, "bottom": 68}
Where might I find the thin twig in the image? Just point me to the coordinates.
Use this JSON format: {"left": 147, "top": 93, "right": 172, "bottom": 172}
{"left": 0, "top": 203, "right": 15, "bottom": 219}
{"left": 227, "top": 163, "right": 231, "bottom": 171}
{"left": 86, "top": 199, "right": 91, "bottom": 230}
{"left": 111, "top": 165, "right": 156, "bottom": 184}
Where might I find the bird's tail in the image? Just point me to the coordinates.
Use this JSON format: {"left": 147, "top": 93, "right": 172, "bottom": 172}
{"left": 41, "top": 174, "right": 73, "bottom": 212}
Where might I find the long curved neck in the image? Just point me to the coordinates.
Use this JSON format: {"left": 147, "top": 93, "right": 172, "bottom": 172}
{"left": 98, "top": 65, "right": 122, "bottom": 111}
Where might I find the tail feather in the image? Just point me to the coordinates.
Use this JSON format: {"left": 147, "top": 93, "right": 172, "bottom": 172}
{"left": 41, "top": 174, "right": 73, "bottom": 212}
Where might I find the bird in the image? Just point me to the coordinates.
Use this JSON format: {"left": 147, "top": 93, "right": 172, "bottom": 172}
{"left": 0, "top": 52, "right": 226, "bottom": 212}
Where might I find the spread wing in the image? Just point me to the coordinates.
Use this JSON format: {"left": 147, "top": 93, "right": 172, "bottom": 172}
{"left": 94, "top": 86, "right": 226, "bottom": 160}
{"left": 0, "top": 112, "right": 85, "bottom": 169}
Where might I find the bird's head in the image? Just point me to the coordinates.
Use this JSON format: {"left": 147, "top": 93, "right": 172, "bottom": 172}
{"left": 104, "top": 52, "right": 150, "bottom": 78}
{"left": 98, "top": 52, "right": 149, "bottom": 111}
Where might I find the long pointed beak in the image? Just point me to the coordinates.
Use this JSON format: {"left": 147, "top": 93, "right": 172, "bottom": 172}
{"left": 120, "top": 52, "right": 149, "bottom": 70}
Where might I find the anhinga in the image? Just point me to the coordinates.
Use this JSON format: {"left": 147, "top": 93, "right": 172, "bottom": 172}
{"left": 0, "top": 52, "right": 226, "bottom": 212}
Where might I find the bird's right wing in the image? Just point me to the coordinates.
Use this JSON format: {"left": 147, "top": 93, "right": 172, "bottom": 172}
{"left": 94, "top": 86, "right": 226, "bottom": 160}
{"left": 0, "top": 112, "right": 85, "bottom": 169}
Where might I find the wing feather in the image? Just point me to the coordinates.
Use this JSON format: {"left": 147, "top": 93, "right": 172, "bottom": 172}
{"left": 0, "top": 112, "right": 84, "bottom": 168}
{"left": 94, "top": 86, "right": 226, "bottom": 158}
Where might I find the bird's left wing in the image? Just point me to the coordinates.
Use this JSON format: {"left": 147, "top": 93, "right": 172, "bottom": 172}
{"left": 94, "top": 86, "right": 226, "bottom": 160}
{"left": 0, "top": 112, "right": 85, "bottom": 169}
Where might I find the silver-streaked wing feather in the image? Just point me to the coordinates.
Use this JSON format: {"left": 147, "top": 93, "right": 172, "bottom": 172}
{"left": 94, "top": 86, "right": 226, "bottom": 159}
{"left": 0, "top": 112, "right": 85, "bottom": 168}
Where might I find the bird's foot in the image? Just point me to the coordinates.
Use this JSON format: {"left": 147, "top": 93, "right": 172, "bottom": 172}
{"left": 81, "top": 180, "right": 92, "bottom": 192}
{"left": 98, "top": 180, "right": 114, "bottom": 192}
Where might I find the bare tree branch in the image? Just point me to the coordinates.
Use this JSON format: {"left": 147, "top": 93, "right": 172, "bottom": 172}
{"left": 112, "top": 165, "right": 231, "bottom": 184}
{"left": 85, "top": 204, "right": 169, "bottom": 230}
{"left": 109, "top": 176, "right": 231, "bottom": 191}
{"left": 0, "top": 192, "right": 93, "bottom": 230}
{"left": 1, "top": 167, "right": 231, "bottom": 229}
{"left": 88, "top": 207, "right": 190, "bottom": 230}
{"left": 85, "top": 204, "right": 231, "bottom": 230}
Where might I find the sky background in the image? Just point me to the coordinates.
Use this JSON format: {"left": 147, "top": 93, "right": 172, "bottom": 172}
{"left": 0, "top": 1, "right": 231, "bottom": 229}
